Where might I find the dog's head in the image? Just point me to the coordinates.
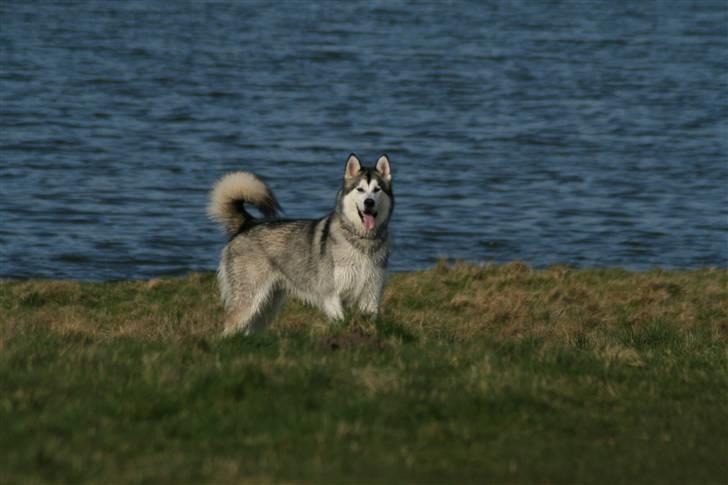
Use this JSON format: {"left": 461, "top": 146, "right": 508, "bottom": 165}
{"left": 340, "top": 153, "right": 394, "bottom": 234}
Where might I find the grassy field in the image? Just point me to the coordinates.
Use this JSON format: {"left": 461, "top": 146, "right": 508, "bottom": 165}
{"left": 1, "top": 262, "right": 727, "bottom": 484}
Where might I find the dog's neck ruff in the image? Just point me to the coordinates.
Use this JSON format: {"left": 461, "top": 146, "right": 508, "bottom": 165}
{"left": 334, "top": 214, "right": 390, "bottom": 262}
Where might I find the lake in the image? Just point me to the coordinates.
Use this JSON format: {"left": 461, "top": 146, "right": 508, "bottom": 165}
{"left": 1, "top": 1, "right": 726, "bottom": 280}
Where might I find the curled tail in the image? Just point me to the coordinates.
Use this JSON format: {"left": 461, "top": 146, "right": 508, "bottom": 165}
{"left": 208, "top": 172, "right": 281, "bottom": 236}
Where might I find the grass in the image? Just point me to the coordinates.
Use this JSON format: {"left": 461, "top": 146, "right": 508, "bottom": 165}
{"left": 1, "top": 262, "right": 727, "bottom": 484}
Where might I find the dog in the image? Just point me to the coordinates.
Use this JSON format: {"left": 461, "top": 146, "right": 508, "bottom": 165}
{"left": 208, "top": 153, "right": 394, "bottom": 335}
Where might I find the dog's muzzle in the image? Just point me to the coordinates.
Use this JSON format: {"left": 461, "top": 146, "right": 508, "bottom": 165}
{"left": 358, "top": 201, "right": 377, "bottom": 231}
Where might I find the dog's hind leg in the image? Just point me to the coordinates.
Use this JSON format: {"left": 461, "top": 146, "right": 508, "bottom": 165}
{"left": 246, "top": 288, "right": 286, "bottom": 334}
{"left": 222, "top": 282, "right": 278, "bottom": 336}
{"left": 222, "top": 303, "right": 259, "bottom": 336}
{"left": 222, "top": 284, "right": 287, "bottom": 336}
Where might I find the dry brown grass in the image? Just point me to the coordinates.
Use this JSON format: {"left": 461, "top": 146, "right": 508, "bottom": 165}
{"left": 386, "top": 261, "right": 727, "bottom": 342}
{"left": 1, "top": 262, "right": 726, "bottom": 346}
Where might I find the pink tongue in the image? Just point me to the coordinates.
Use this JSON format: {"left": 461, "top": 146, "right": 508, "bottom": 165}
{"left": 362, "top": 214, "right": 376, "bottom": 230}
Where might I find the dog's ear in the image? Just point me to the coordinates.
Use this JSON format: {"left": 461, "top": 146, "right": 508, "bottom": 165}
{"left": 344, "top": 153, "right": 362, "bottom": 179}
{"left": 375, "top": 154, "right": 391, "bottom": 182}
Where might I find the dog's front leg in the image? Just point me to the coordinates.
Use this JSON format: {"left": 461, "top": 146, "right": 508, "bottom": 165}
{"left": 358, "top": 299, "right": 379, "bottom": 317}
{"left": 358, "top": 283, "right": 383, "bottom": 318}
{"left": 322, "top": 295, "right": 344, "bottom": 321}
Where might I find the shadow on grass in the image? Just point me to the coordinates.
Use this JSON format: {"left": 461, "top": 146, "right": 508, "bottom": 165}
{"left": 373, "top": 316, "right": 417, "bottom": 343}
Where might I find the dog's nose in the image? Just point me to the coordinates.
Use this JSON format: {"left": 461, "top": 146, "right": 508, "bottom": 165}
{"left": 364, "top": 198, "right": 375, "bottom": 209}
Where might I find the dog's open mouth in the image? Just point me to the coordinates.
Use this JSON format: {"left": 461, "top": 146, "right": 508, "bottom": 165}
{"left": 358, "top": 209, "right": 377, "bottom": 231}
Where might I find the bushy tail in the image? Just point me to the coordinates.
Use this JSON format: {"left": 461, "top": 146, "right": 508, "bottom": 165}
{"left": 208, "top": 172, "right": 281, "bottom": 236}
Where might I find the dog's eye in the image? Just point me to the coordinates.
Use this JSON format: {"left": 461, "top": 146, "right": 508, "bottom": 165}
{"left": 373, "top": 187, "right": 381, "bottom": 193}
{"left": 356, "top": 188, "right": 365, "bottom": 193}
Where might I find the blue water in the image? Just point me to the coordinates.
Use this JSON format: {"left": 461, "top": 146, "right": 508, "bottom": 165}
{"left": 1, "top": 1, "right": 727, "bottom": 280}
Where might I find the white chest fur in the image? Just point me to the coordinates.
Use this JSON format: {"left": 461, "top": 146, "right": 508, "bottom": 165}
{"left": 333, "top": 246, "right": 385, "bottom": 303}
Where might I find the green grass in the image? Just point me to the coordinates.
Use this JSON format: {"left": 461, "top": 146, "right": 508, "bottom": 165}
{"left": 1, "top": 262, "right": 727, "bottom": 484}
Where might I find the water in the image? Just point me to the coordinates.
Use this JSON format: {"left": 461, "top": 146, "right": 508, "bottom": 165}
{"left": 1, "top": 1, "right": 726, "bottom": 280}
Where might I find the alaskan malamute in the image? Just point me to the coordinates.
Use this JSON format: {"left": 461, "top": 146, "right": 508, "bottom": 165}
{"left": 209, "top": 154, "right": 394, "bottom": 335}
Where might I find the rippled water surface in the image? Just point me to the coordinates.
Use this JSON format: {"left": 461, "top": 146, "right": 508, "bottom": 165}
{"left": 1, "top": 1, "right": 727, "bottom": 280}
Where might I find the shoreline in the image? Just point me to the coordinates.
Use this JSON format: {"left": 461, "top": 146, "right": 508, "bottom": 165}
{"left": 1, "top": 259, "right": 726, "bottom": 284}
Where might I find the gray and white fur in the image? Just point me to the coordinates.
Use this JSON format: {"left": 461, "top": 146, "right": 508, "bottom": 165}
{"left": 208, "top": 154, "right": 394, "bottom": 335}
